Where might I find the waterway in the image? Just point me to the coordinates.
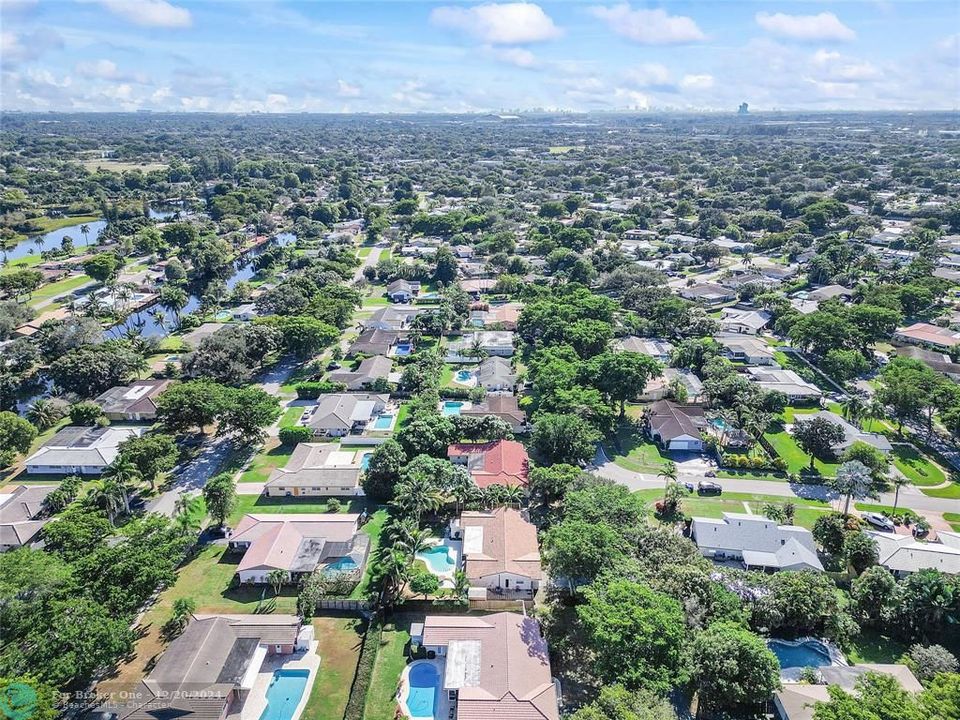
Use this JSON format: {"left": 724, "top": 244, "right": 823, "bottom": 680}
{"left": 2, "top": 219, "right": 108, "bottom": 264}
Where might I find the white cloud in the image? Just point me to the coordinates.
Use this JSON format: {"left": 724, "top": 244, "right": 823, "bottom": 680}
{"left": 486, "top": 46, "right": 538, "bottom": 68}
{"left": 391, "top": 80, "right": 435, "bottom": 107}
{"left": 589, "top": 4, "right": 705, "bottom": 45}
{"left": 612, "top": 87, "right": 650, "bottom": 108}
{"left": 336, "top": 79, "right": 362, "bottom": 97}
{"left": 755, "top": 12, "right": 855, "bottom": 42}
{"left": 623, "top": 63, "right": 671, "bottom": 87}
{"left": 75, "top": 58, "right": 149, "bottom": 83}
{"left": 936, "top": 33, "right": 959, "bottom": 64}
{"left": 430, "top": 3, "right": 561, "bottom": 45}
{"left": 680, "top": 74, "right": 714, "bottom": 90}
{"left": 0, "top": 28, "right": 62, "bottom": 65}
{"left": 97, "top": 0, "right": 191, "bottom": 28}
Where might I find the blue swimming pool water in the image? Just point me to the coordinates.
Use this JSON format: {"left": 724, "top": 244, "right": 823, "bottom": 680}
{"left": 394, "top": 343, "right": 413, "bottom": 356}
{"left": 405, "top": 663, "right": 439, "bottom": 719}
{"left": 360, "top": 452, "right": 372, "bottom": 470}
{"left": 325, "top": 556, "right": 358, "bottom": 572}
{"left": 259, "top": 669, "right": 309, "bottom": 720}
{"left": 712, "top": 418, "right": 727, "bottom": 429}
{"left": 767, "top": 640, "right": 833, "bottom": 669}
{"left": 417, "top": 546, "right": 456, "bottom": 574}
{"left": 442, "top": 401, "right": 464, "bottom": 416}
{"left": 455, "top": 369, "right": 473, "bottom": 382}
{"left": 373, "top": 414, "right": 394, "bottom": 430}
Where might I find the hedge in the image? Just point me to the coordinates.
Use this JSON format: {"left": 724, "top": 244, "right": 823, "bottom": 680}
{"left": 343, "top": 620, "right": 382, "bottom": 720}
{"left": 295, "top": 380, "right": 347, "bottom": 399}
{"left": 279, "top": 426, "right": 313, "bottom": 445}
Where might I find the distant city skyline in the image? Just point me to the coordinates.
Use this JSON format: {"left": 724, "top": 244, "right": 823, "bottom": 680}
{"left": 2, "top": 0, "right": 957, "bottom": 113}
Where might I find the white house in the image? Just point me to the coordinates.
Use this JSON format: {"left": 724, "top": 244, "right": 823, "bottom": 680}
{"left": 302, "top": 393, "right": 389, "bottom": 437}
{"left": 25, "top": 426, "right": 146, "bottom": 475}
{"left": 445, "top": 332, "right": 515, "bottom": 362}
{"left": 868, "top": 530, "right": 960, "bottom": 578}
{"left": 691, "top": 513, "right": 824, "bottom": 572}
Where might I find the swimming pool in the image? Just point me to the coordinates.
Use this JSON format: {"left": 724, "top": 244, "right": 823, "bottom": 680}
{"left": 393, "top": 343, "right": 413, "bottom": 356}
{"left": 373, "top": 414, "right": 394, "bottom": 430}
{"left": 455, "top": 369, "right": 474, "bottom": 382}
{"left": 360, "top": 452, "right": 373, "bottom": 470}
{"left": 258, "top": 669, "right": 310, "bottom": 720}
{"left": 402, "top": 662, "right": 439, "bottom": 719}
{"left": 325, "top": 556, "right": 358, "bottom": 572}
{"left": 417, "top": 545, "right": 457, "bottom": 574}
{"left": 712, "top": 417, "right": 727, "bottom": 430}
{"left": 441, "top": 401, "right": 464, "bottom": 416}
{"left": 767, "top": 639, "right": 833, "bottom": 669}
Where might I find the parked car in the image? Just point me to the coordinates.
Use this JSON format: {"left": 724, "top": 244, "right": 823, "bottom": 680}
{"left": 684, "top": 482, "right": 695, "bottom": 493}
{"left": 861, "top": 512, "right": 895, "bottom": 532}
{"left": 697, "top": 481, "right": 722, "bottom": 496}
{"left": 704, "top": 470, "right": 717, "bottom": 478}
{"left": 327, "top": 361, "right": 342, "bottom": 370}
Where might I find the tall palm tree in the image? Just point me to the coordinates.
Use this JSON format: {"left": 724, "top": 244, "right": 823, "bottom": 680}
{"left": 843, "top": 397, "right": 867, "bottom": 430}
{"left": 102, "top": 458, "right": 141, "bottom": 514}
{"left": 79, "top": 224, "right": 90, "bottom": 247}
{"left": 658, "top": 461, "right": 678, "bottom": 505}
{"left": 392, "top": 477, "right": 444, "bottom": 523}
{"left": 449, "top": 472, "right": 481, "bottom": 514}
{"left": 891, "top": 475, "right": 910, "bottom": 513}
{"left": 397, "top": 528, "right": 433, "bottom": 558}
{"left": 88, "top": 480, "right": 125, "bottom": 524}
{"left": 499, "top": 484, "right": 524, "bottom": 508}
{"left": 267, "top": 569, "right": 287, "bottom": 598}
{"left": 159, "top": 287, "right": 189, "bottom": 328}
{"left": 149, "top": 308, "right": 169, "bottom": 337}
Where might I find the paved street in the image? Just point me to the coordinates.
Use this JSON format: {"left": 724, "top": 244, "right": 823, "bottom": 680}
{"left": 146, "top": 434, "right": 235, "bottom": 516}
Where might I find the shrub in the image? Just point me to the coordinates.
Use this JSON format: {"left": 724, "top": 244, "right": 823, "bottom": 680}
{"left": 295, "top": 380, "right": 347, "bottom": 399}
{"left": 279, "top": 425, "right": 313, "bottom": 445}
{"left": 343, "top": 622, "right": 381, "bottom": 720}
{"left": 904, "top": 643, "right": 959, "bottom": 683}
{"left": 326, "top": 498, "right": 342, "bottom": 513}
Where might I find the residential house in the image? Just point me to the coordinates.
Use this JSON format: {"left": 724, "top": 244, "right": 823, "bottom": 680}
{"left": 666, "top": 233, "right": 700, "bottom": 247}
{"left": 461, "top": 278, "right": 497, "bottom": 296}
{"left": 348, "top": 329, "right": 403, "bottom": 357}
{"left": 0, "top": 485, "right": 54, "bottom": 552}
{"left": 386, "top": 280, "right": 421, "bottom": 303}
{"left": 806, "top": 285, "right": 853, "bottom": 303}
{"left": 775, "top": 665, "right": 922, "bottom": 720}
{"left": 477, "top": 356, "right": 517, "bottom": 392}
{"left": 96, "top": 615, "right": 306, "bottom": 720}
{"left": 640, "top": 368, "right": 704, "bottom": 403}
{"left": 229, "top": 514, "right": 367, "bottom": 584}
{"left": 460, "top": 395, "right": 527, "bottom": 432}
{"left": 712, "top": 237, "right": 755, "bottom": 254}
{"left": 745, "top": 367, "right": 822, "bottom": 403}
{"left": 867, "top": 530, "right": 960, "bottom": 578}
{"left": 679, "top": 283, "right": 736, "bottom": 306}
{"left": 720, "top": 272, "right": 779, "bottom": 291}
{"left": 469, "top": 302, "right": 522, "bottom": 330}
{"left": 893, "top": 345, "right": 960, "bottom": 382}
{"left": 893, "top": 322, "right": 960, "bottom": 351}
{"left": 25, "top": 426, "right": 146, "bottom": 475}
{"left": 265, "top": 444, "right": 363, "bottom": 497}
{"left": 449, "top": 507, "right": 542, "bottom": 595}
{"left": 231, "top": 304, "right": 258, "bottom": 321}
{"left": 691, "top": 513, "right": 824, "bottom": 572}
{"left": 94, "top": 379, "right": 171, "bottom": 421}
{"left": 447, "top": 439, "right": 530, "bottom": 488}
{"left": 409, "top": 613, "right": 560, "bottom": 720}
{"left": 647, "top": 400, "right": 706, "bottom": 452}
{"left": 302, "top": 393, "right": 389, "bottom": 437}
{"left": 328, "top": 355, "right": 393, "bottom": 390}
{"left": 362, "top": 305, "right": 424, "bottom": 331}
{"left": 719, "top": 308, "right": 772, "bottom": 335}
{"left": 715, "top": 334, "right": 776, "bottom": 365}
{"left": 445, "top": 331, "right": 515, "bottom": 362}
{"left": 615, "top": 336, "right": 674, "bottom": 362}
{"left": 806, "top": 411, "right": 892, "bottom": 454}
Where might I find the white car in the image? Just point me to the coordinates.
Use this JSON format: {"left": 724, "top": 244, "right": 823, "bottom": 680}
{"left": 861, "top": 512, "right": 895, "bottom": 532}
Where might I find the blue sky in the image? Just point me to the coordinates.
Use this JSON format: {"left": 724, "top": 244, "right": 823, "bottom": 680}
{"left": 1, "top": 0, "right": 957, "bottom": 112}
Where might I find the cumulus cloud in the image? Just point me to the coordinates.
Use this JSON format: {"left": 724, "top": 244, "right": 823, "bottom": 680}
{"left": 485, "top": 46, "right": 538, "bottom": 68}
{"left": 0, "top": 28, "right": 63, "bottom": 66}
{"left": 336, "top": 79, "right": 362, "bottom": 97}
{"left": 755, "top": 12, "right": 855, "bottom": 42}
{"left": 430, "top": 3, "right": 561, "bottom": 45}
{"left": 623, "top": 62, "right": 671, "bottom": 88}
{"left": 391, "top": 80, "right": 435, "bottom": 107}
{"left": 75, "top": 58, "right": 149, "bottom": 84}
{"left": 589, "top": 4, "right": 705, "bottom": 45}
{"left": 97, "top": 0, "right": 191, "bottom": 28}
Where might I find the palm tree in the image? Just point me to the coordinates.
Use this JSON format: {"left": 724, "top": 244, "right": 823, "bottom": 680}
{"left": 79, "top": 224, "right": 90, "bottom": 247}
{"left": 168, "top": 597, "right": 196, "bottom": 636}
{"left": 26, "top": 398, "right": 59, "bottom": 431}
{"left": 843, "top": 397, "right": 867, "bottom": 430}
{"left": 392, "top": 476, "right": 445, "bottom": 523}
{"left": 159, "top": 286, "right": 189, "bottom": 328}
{"left": 658, "top": 461, "right": 678, "bottom": 505}
{"left": 499, "top": 483, "right": 524, "bottom": 508}
{"left": 891, "top": 474, "right": 910, "bottom": 513}
{"left": 267, "top": 569, "right": 287, "bottom": 598}
{"left": 830, "top": 460, "right": 873, "bottom": 516}
{"left": 149, "top": 308, "right": 169, "bottom": 337}
{"left": 102, "top": 458, "right": 141, "bottom": 514}
{"left": 397, "top": 527, "right": 433, "bottom": 558}
{"left": 33, "top": 236, "right": 44, "bottom": 253}
{"left": 449, "top": 471, "right": 481, "bottom": 514}
{"left": 452, "top": 570, "right": 470, "bottom": 603}
{"left": 88, "top": 480, "right": 125, "bottom": 524}
{"left": 84, "top": 294, "right": 106, "bottom": 319}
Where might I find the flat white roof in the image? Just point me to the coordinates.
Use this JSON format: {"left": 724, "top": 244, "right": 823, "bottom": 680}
{"left": 463, "top": 526, "right": 484, "bottom": 555}
{"left": 444, "top": 640, "right": 482, "bottom": 689}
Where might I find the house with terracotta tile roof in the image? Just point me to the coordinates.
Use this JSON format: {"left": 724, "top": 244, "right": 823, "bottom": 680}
{"left": 447, "top": 439, "right": 529, "bottom": 488}
{"left": 893, "top": 322, "right": 960, "bottom": 351}
{"left": 409, "top": 612, "right": 560, "bottom": 720}
{"left": 449, "top": 507, "right": 543, "bottom": 595}
{"left": 228, "top": 514, "right": 367, "bottom": 585}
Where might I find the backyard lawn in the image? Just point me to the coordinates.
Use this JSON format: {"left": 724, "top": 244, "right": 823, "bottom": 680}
{"left": 635, "top": 489, "right": 833, "bottom": 529}
{"left": 608, "top": 425, "right": 672, "bottom": 474}
{"left": 301, "top": 616, "right": 366, "bottom": 720}
{"left": 764, "top": 427, "right": 838, "bottom": 477}
{"left": 279, "top": 405, "right": 306, "bottom": 429}
{"left": 228, "top": 494, "right": 369, "bottom": 523}
{"left": 846, "top": 629, "right": 909, "bottom": 665}
{"left": 891, "top": 444, "right": 946, "bottom": 486}
{"left": 364, "top": 618, "right": 412, "bottom": 720}
{"left": 27, "top": 273, "right": 93, "bottom": 306}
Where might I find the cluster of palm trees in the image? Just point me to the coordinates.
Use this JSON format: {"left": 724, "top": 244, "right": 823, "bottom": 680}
{"left": 86, "top": 457, "right": 142, "bottom": 524}
{"left": 841, "top": 396, "right": 886, "bottom": 432}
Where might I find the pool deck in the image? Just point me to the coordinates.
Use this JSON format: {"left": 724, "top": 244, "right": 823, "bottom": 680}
{"left": 416, "top": 538, "right": 462, "bottom": 588}
{"left": 398, "top": 658, "right": 450, "bottom": 720}
{"left": 233, "top": 642, "right": 321, "bottom": 720}
{"left": 770, "top": 636, "right": 847, "bottom": 683}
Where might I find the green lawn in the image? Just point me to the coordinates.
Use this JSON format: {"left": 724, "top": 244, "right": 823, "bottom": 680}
{"left": 608, "top": 426, "right": 672, "bottom": 474}
{"left": 2, "top": 214, "right": 101, "bottom": 246}
{"left": 395, "top": 403, "right": 412, "bottom": 429}
{"left": 351, "top": 509, "right": 389, "bottom": 599}
{"left": 364, "top": 618, "right": 412, "bottom": 720}
{"left": 716, "top": 469, "right": 788, "bottom": 483}
{"left": 237, "top": 442, "right": 295, "bottom": 483}
{"left": 27, "top": 274, "right": 93, "bottom": 306}
{"left": 228, "top": 494, "right": 368, "bottom": 523}
{"left": 944, "top": 512, "right": 960, "bottom": 532}
{"left": 921, "top": 483, "right": 960, "bottom": 499}
{"left": 764, "top": 427, "right": 838, "bottom": 477}
{"left": 846, "top": 628, "right": 909, "bottom": 665}
{"left": 891, "top": 444, "right": 946, "bottom": 486}
{"left": 635, "top": 489, "right": 832, "bottom": 528}
{"left": 302, "top": 617, "right": 366, "bottom": 720}
{"left": 279, "top": 405, "right": 305, "bottom": 429}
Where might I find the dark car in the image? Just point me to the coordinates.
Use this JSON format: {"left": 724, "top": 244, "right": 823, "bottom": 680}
{"left": 697, "top": 481, "right": 722, "bottom": 496}
{"left": 326, "top": 361, "right": 342, "bottom": 370}
{"left": 684, "top": 482, "right": 695, "bottom": 493}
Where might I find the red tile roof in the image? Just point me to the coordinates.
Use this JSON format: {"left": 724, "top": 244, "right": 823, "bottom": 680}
{"left": 447, "top": 440, "right": 529, "bottom": 488}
